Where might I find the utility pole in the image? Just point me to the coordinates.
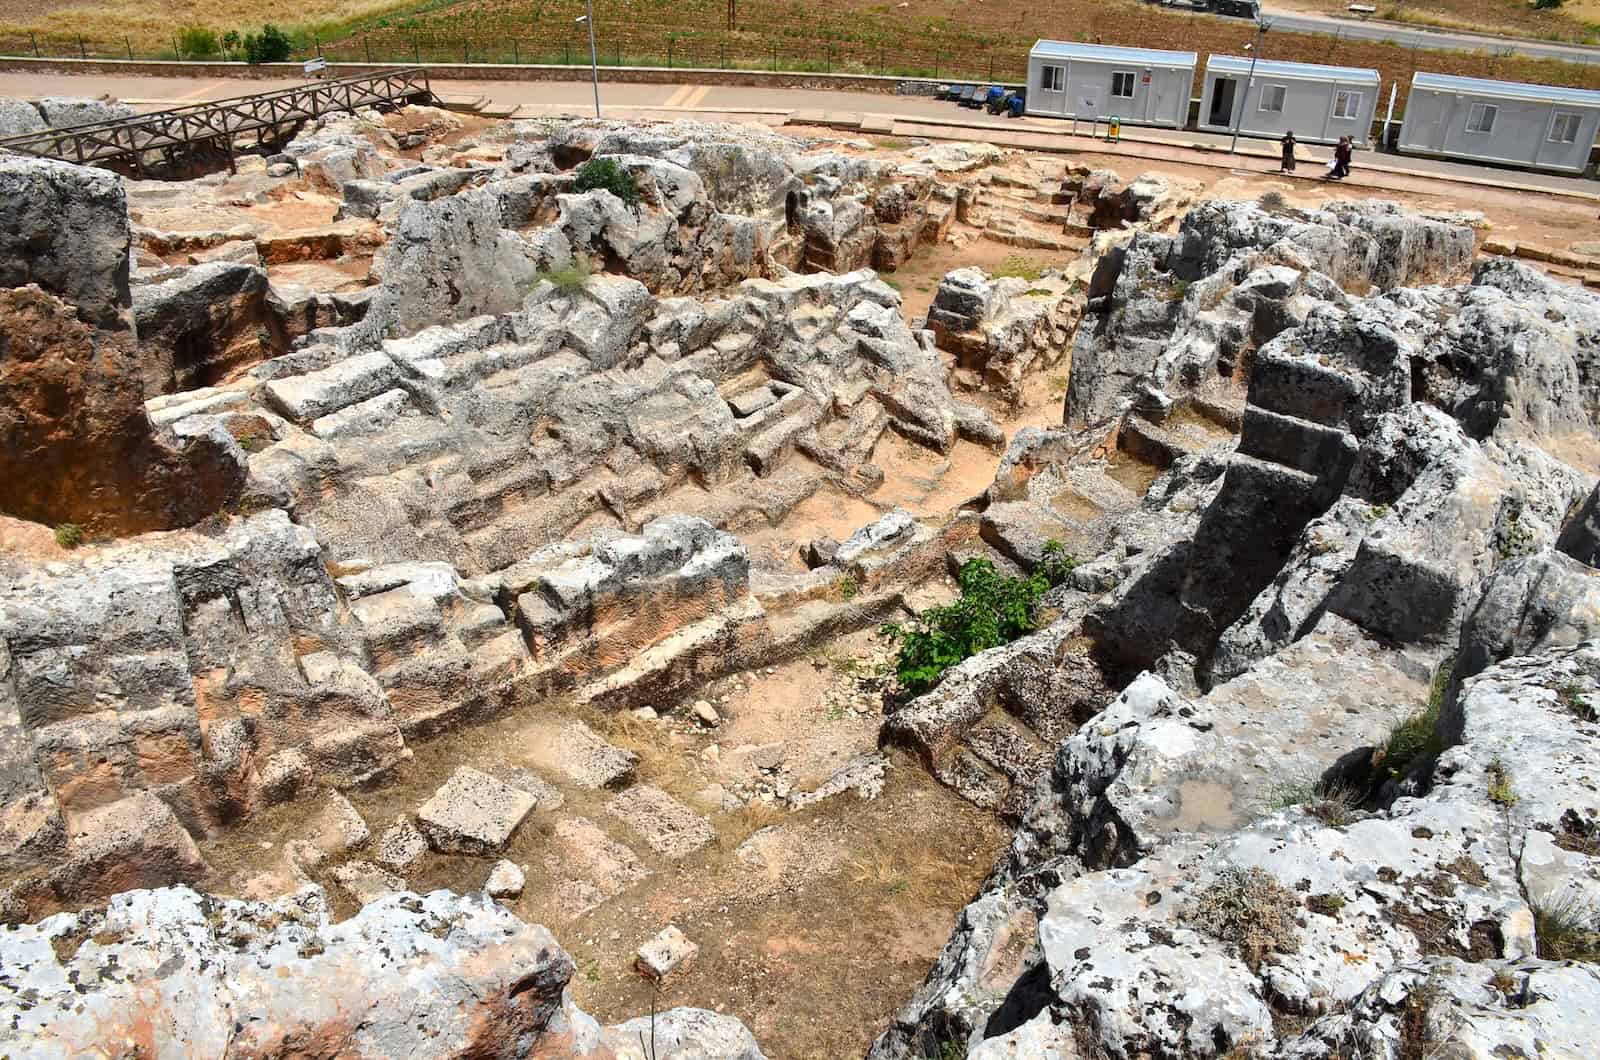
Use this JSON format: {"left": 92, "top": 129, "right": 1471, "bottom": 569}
{"left": 1229, "top": 18, "right": 1270, "bottom": 155}
{"left": 578, "top": 0, "right": 600, "bottom": 118}
{"left": 728, "top": 0, "right": 736, "bottom": 30}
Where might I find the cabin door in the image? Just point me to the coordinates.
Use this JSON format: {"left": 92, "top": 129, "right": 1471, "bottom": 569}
{"left": 1210, "top": 78, "right": 1238, "bottom": 127}
{"left": 1036, "top": 63, "right": 1066, "bottom": 116}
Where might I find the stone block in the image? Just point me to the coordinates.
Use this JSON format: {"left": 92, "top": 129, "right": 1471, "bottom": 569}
{"left": 636, "top": 925, "right": 698, "bottom": 979}
{"left": 416, "top": 766, "right": 537, "bottom": 855}
{"left": 606, "top": 784, "right": 715, "bottom": 859}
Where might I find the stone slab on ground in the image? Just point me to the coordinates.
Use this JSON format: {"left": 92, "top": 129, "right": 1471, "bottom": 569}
{"left": 416, "top": 766, "right": 538, "bottom": 855}
{"left": 544, "top": 816, "right": 653, "bottom": 919}
{"left": 546, "top": 720, "right": 640, "bottom": 789}
{"left": 606, "top": 784, "right": 716, "bottom": 858}
{"left": 637, "top": 925, "right": 699, "bottom": 979}
{"left": 286, "top": 793, "right": 369, "bottom": 870}
{"left": 330, "top": 860, "right": 406, "bottom": 905}
{"left": 492, "top": 764, "right": 566, "bottom": 811}
{"left": 373, "top": 816, "right": 428, "bottom": 872}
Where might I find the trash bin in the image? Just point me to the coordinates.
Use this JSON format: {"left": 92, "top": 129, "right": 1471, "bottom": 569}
{"left": 1008, "top": 94, "right": 1025, "bottom": 118}
{"left": 1108, "top": 117, "right": 1121, "bottom": 143}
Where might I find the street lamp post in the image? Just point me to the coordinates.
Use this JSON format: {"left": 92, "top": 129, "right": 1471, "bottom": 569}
{"left": 578, "top": 1, "right": 600, "bottom": 118}
{"left": 1229, "top": 18, "right": 1271, "bottom": 155}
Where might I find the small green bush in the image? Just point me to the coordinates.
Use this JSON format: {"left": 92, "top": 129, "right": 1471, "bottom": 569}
{"left": 221, "top": 30, "right": 241, "bottom": 58}
{"left": 834, "top": 575, "right": 859, "bottom": 601}
{"left": 1038, "top": 539, "right": 1077, "bottom": 587}
{"left": 243, "top": 25, "right": 293, "bottom": 64}
{"left": 54, "top": 523, "right": 83, "bottom": 549}
{"left": 1533, "top": 0, "right": 1564, "bottom": 10}
{"left": 1487, "top": 759, "right": 1519, "bottom": 807}
{"left": 1258, "top": 190, "right": 1287, "bottom": 213}
{"left": 574, "top": 157, "right": 639, "bottom": 205}
{"left": 177, "top": 27, "right": 219, "bottom": 57}
{"left": 1381, "top": 655, "right": 1452, "bottom": 779}
{"left": 881, "top": 546, "right": 1075, "bottom": 696}
{"left": 535, "top": 258, "right": 593, "bottom": 292}
{"left": 1531, "top": 894, "right": 1600, "bottom": 961}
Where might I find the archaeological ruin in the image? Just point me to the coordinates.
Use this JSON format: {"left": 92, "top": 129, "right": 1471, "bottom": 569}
{"left": 1, "top": 97, "right": 1599, "bottom": 1059}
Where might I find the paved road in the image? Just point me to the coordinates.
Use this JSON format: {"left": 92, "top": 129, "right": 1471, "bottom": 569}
{"left": 1261, "top": 7, "right": 1600, "bottom": 66}
{"left": 1, "top": 69, "right": 1596, "bottom": 198}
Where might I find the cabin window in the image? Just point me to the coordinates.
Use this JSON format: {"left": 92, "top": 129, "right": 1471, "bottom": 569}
{"left": 1550, "top": 111, "right": 1582, "bottom": 144}
{"left": 1039, "top": 64, "right": 1064, "bottom": 91}
{"left": 1258, "top": 85, "right": 1287, "bottom": 113}
{"left": 1111, "top": 71, "right": 1136, "bottom": 98}
{"left": 1465, "top": 103, "right": 1497, "bottom": 135}
{"left": 1332, "top": 90, "right": 1362, "bottom": 121}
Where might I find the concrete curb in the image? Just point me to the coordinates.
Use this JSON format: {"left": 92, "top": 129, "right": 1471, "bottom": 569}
{"left": 0, "top": 55, "right": 985, "bottom": 95}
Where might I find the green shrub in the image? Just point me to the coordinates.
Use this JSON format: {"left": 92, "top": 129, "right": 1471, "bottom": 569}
{"left": 535, "top": 257, "right": 593, "bottom": 292}
{"left": 243, "top": 25, "right": 293, "bottom": 64}
{"left": 1258, "top": 190, "right": 1287, "bottom": 213}
{"left": 574, "top": 157, "right": 639, "bottom": 205}
{"left": 1531, "top": 894, "right": 1600, "bottom": 961}
{"left": 881, "top": 547, "right": 1075, "bottom": 696}
{"left": 1487, "top": 759, "right": 1519, "bottom": 807}
{"left": 54, "top": 523, "right": 83, "bottom": 549}
{"left": 221, "top": 30, "right": 241, "bottom": 58}
{"left": 177, "top": 27, "right": 219, "bottom": 57}
{"left": 1533, "top": 0, "right": 1564, "bottom": 10}
{"left": 1038, "top": 539, "right": 1077, "bottom": 586}
{"left": 1381, "top": 655, "right": 1452, "bottom": 779}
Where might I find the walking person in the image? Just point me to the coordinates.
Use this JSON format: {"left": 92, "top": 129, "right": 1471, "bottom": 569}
{"left": 1279, "top": 130, "right": 1297, "bottom": 174}
{"left": 1334, "top": 136, "right": 1353, "bottom": 180}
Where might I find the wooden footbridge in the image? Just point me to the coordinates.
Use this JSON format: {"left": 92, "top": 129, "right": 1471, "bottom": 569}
{"left": 0, "top": 68, "right": 433, "bottom": 176}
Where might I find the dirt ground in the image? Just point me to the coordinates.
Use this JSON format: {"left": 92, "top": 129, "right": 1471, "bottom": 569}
{"left": 197, "top": 626, "right": 1005, "bottom": 1060}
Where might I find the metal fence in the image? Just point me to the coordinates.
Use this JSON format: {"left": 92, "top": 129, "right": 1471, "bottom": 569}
{"left": 0, "top": 28, "right": 1030, "bottom": 84}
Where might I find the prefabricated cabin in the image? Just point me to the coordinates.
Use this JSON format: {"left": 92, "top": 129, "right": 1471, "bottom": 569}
{"left": 1198, "top": 55, "right": 1379, "bottom": 145}
{"left": 1398, "top": 72, "right": 1600, "bottom": 174}
{"left": 1026, "top": 40, "right": 1197, "bottom": 128}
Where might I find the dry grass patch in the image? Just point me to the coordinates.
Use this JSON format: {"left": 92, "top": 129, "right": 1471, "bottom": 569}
{"left": 0, "top": 0, "right": 419, "bottom": 52}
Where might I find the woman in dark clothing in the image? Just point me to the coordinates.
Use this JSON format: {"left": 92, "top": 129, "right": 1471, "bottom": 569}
{"left": 1280, "top": 131, "right": 1297, "bottom": 174}
{"left": 1334, "top": 137, "right": 1353, "bottom": 179}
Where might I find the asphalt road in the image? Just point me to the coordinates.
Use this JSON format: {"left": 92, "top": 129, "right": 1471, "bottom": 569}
{"left": 1261, "top": 7, "right": 1600, "bottom": 66}
{"left": 1, "top": 69, "right": 1596, "bottom": 198}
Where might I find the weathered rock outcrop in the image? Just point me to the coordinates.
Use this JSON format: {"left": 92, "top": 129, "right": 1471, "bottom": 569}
{"left": 0, "top": 95, "right": 134, "bottom": 136}
{"left": 926, "top": 267, "right": 1083, "bottom": 408}
{"left": 1060, "top": 164, "right": 1200, "bottom": 232}
{"left": 0, "top": 884, "right": 766, "bottom": 1058}
{"left": 131, "top": 260, "right": 277, "bottom": 393}
{"left": 0, "top": 157, "right": 245, "bottom": 533}
{"left": 1087, "top": 253, "right": 1593, "bottom": 686}
{"left": 1066, "top": 199, "right": 1477, "bottom": 428}
{"left": 873, "top": 641, "right": 1600, "bottom": 1058}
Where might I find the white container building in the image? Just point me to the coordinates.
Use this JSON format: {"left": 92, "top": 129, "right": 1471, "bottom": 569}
{"left": 1398, "top": 72, "right": 1600, "bottom": 174}
{"left": 1026, "top": 40, "right": 1197, "bottom": 129}
{"left": 1198, "top": 55, "right": 1379, "bottom": 145}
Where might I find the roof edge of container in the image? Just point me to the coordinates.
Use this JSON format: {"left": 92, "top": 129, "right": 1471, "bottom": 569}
{"left": 1409, "top": 70, "right": 1600, "bottom": 107}
{"left": 1029, "top": 38, "right": 1198, "bottom": 68}
{"left": 1205, "top": 53, "right": 1380, "bottom": 83}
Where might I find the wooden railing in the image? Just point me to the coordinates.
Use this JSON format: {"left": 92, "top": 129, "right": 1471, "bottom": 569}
{"left": 0, "top": 67, "right": 432, "bottom": 175}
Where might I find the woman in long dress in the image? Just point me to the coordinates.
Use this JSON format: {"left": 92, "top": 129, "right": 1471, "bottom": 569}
{"left": 1280, "top": 131, "right": 1297, "bottom": 174}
